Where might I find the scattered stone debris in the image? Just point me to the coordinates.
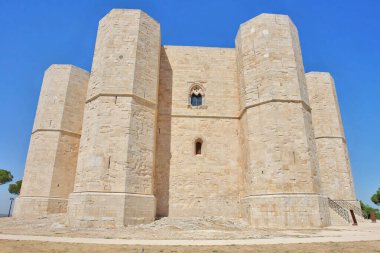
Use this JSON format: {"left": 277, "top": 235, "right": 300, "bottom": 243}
{"left": 0, "top": 214, "right": 280, "bottom": 240}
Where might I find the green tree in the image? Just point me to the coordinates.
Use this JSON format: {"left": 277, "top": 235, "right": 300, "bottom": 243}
{"left": 8, "top": 180, "right": 22, "bottom": 195}
{"left": 0, "top": 169, "right": 13, "bottom": 185}
{"left": 360, "top": 200, "right": 380, "bottom": 219}
{"left": 371, "top": 187, "right": 380, "bottom": 206}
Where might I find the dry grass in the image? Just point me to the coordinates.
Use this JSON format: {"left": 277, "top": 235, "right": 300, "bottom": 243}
{"left": 1, "top": 240, "right": 380, "bottom": 253}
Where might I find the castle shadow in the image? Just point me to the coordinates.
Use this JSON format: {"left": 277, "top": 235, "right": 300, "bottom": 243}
{"left": 154, "top": 47, "right": 172, "bottom": 218}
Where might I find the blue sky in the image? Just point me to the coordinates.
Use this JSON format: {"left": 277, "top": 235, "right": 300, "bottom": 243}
{"left": 0, "top": 0, "right": 379, "bottom": 214}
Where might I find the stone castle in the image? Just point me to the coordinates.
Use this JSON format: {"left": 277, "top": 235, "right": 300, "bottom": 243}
{"left": 14, "top": 9, "right": 361, "bottom": 228}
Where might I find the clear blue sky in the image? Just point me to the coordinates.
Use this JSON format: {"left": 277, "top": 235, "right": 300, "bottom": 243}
{"left": 0, "top": 0, "right": 379, "bottom": 214}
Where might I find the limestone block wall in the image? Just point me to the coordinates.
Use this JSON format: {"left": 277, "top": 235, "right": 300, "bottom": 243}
{"left": 14, "top": 65, "right": 89, "bottom": 218}
{"left": 155, "top": 46, "right": 242, "bottom": 218}
{"left": 306, "top": 72, "right": 356, "bottom": 201}
{"left": 67, "top": 9, "right": 161, "bottom": 228}
{"left": 236, "top": 14, "right": 329, "bottom": 227}
{"left": 166, "top": 118, "right": 242, "bottom": 218}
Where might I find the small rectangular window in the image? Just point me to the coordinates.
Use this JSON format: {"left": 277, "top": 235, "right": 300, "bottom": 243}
{"left": 195, "top": 141, "right": 202, "bottom": 155}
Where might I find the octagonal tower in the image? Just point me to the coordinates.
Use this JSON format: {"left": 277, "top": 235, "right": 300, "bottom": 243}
{"left": 14, "top": 65, "right": 89, "bottom": 218}
{"left": 236, "top": 14, "right": 330, "bottom": 227}
{"left": 67, "top": 9, "right": 161, "bottom": 228}
{"left": 306, "top": 72, "right": 357, "bottom": 203}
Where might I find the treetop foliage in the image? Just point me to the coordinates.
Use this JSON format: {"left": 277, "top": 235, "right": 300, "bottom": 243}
{"left": 0, "top": 169, "right": 13, "bottom": 185}
{"left": 371, "top": 187, "right": 380, "bottom": 206}
{"left": 8, "top": 180, "right": 22, "bottom": 195}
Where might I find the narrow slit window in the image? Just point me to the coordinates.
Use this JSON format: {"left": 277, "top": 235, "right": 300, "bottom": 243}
{"left": 195, "top": 140, "right": 202, "bottom": 155}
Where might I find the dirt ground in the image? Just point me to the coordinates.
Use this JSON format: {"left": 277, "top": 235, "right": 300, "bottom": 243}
{"left": 0, "top": 215, "right": 285, "bottom": 240}
{"left": 1, "top": 240, "right": 380, "bottom": 253}
{"left": 1, "top": 215, "right": 379, "bottom": 253}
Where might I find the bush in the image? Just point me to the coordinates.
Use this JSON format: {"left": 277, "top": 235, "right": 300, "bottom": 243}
{"left": 360, "top": 200, "right": 380, "bottom": 219}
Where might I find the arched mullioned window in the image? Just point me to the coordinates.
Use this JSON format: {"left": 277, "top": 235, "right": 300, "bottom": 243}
{"left": 195, "top": 138, "right": 203, "bottom": 155}
{"left": 191, "top": 94, "right": 202, "bottom": 106}
{"left": 188, "top": 84, "right": 206, "bottom": 109}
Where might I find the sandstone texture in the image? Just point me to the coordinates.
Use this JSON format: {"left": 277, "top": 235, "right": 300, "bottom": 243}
{"left": 14, "top": 9, "right": 359, "bottom": 228}
{"left": 14, "top": 65, "right": 89, "bottom": 218}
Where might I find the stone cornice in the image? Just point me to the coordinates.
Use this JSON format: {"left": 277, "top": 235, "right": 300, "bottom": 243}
{"left": 315, "top": 136, "right": 346, "bottom": 143}
{"left": 31, "top": 129, "right": 81, "bottom": 137}
{"left": 238, "top": 99, "right": 311, "bottom": 118}
{"left": 159, "top": 99, "right": 311, "bottom": 120}
{"left": 86, "top": 93, "right": 157, "bottom": 109}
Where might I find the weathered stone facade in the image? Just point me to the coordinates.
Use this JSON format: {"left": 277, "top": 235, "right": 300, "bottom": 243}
{"left": 14, "top": 9, "right": 359, "bottom": 228}
{"left": 14, "top": 65, "right": 89, "bottom": 218}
